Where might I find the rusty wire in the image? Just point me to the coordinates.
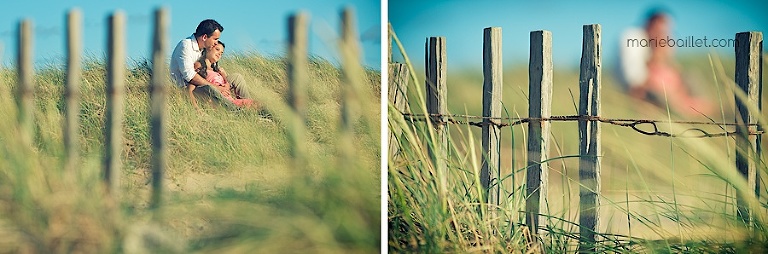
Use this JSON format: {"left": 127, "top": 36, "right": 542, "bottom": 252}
{"left": 399, "top": 113, "right": 763, "bottom": 138}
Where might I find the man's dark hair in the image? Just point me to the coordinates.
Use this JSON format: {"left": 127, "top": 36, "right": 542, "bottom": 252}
{"left": 194, "top": 19, "right": 224, "bottom": 38}
{"left": 644, "top": 7, "right": 672, "bottom": 27}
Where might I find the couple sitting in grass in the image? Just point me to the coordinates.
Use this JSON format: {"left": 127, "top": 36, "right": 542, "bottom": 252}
{"left": 190, "top": 41, "right": 255, "bottom": 110}
{"left": 170, "top": 19, "right": 258, "bottom": 113}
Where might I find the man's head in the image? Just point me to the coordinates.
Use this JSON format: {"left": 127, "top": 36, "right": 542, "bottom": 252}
{"left": 194, "top": 19, "right": 223, "bottom": 48}
{"left": 645, "top": 9, "right": 670, "bottom": 38}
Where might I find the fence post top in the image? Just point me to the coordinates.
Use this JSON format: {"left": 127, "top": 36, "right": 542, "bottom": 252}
{"left": 530, "top": 30, "right": 551, "bottom": 35}
{"left": 110, "top": 10, "right": 125, "bottom": 18}
{"left": 583, "top": 24, "right": 601, "bottom": 30}
{"left": 291, "top": 11, "right": 310, "bottom": 19}
{"left": 734, "top": 32, "right": 763, "bottom": 52}
{"left": 426, "top": 37, "right": 446, "bottom": 45}
{"left": 735, "top": 31, "right": 763, "bottom": 40}
{"left": 155, "top": 6, "right": 170, "bottom": 13}
{"left": 341, "top": 6, "right": 355, "bottom": 13}
{"left": 736, "top": 31, "right": 763, "bottom": 36}
{"left": 68, "top": 8, "right": 82, "bottom": 15}
{"left": 18, "top": 19, "right": 33, "bottom": 26}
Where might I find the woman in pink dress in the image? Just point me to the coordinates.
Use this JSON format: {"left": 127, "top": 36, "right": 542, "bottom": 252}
{"left": 643, "top": 12, "right": 712, "bottom": 116}
{"left": 188, "top": 41, "right": 255, "bottom": 111}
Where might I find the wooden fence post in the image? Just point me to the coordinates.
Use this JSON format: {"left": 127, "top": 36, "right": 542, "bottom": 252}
{"left": 149, "top": 8, "right": 169, "bottom": 210}
{"left": 388, "top": 63, "right": 409, "bottom": 160}
{"left": 578, "top": 24, "right": 601, "bottom": 253}
{"left": 339, "top": 7, "right": 362, "bottom": 166}
{"left": 481, "top": 27, "right": 502, "bottom": 212}
{"left": 17, "top": 19, "right": 34, "bottom": 147}
{"left": 526, "top": 30, "right": 552, "bottom": 235}
{"left": 288, "top": 12, "right": 309, "bottom": 168}
{"left": 103, "top": 11, "right": 125, "bottom": 194}
{"left": 64, "top": 10, "right": 82, "bottom": 171}
{"left": 734, "top": 31, "right": 763, "bottom": 227}
{"left": 425, "top": 37, "right": 448, "bottom": 203}
{"left": 388, "top": 23, "right": 392, "bottom": 63}
{"left": 340, "top": 7, "right": 359, "bottom": 124}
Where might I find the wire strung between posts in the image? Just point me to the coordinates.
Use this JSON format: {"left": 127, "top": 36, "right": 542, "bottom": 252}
{"left": 400, "top": 112, "right": 763, "bottom": 138}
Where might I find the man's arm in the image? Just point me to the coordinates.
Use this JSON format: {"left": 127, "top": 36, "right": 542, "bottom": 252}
{"left": 188, "top": 73, "right": 212, "bottom": 87}
{"left": 175, "top": 39, "right": 213, "bottom": 87}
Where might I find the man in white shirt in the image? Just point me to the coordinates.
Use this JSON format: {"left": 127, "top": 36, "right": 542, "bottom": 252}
{"left": 170, "top": 19, "right": 222, "bottom": 89}
{"left": 170, "top": 19, "right": 253, "bottom": 107}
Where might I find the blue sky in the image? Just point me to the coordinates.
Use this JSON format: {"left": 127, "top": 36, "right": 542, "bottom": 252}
{"left": 389, "top": 0, "right": 768, "bottom": 70}
{"left": 2, "top": 0, "right": 381, "bottom": 69}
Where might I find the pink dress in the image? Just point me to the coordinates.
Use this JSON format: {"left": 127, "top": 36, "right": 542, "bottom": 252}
{"left": 206, "top": 69, "right": 253, "bottom": 107}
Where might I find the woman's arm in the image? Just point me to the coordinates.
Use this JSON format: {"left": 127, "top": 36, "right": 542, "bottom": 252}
{"left": 216, "top": 67, "right": 231, "bottom": 91}
{"left": 212, "top": 70, "right": 232, "bottom": 93}
{"left": 219, "top": 66, "right": 228, "bottom": 80}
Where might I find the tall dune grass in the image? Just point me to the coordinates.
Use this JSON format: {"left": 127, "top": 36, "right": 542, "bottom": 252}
{"left": 0, "top": 52, "right": 381, "bottom": 253}
{"left": 388, "top": 26, "right": 768, "bottom": 252}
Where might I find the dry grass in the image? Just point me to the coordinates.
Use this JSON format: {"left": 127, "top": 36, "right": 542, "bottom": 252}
{"left": 388, "top": 25, "right": 768, "bottom": 252}
{"left": 0, "top": 52, "right": 381, "bottom": 253}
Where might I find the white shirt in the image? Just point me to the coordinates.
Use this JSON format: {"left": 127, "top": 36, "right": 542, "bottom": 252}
{"left": 618, "top": 28, "right": 650, "bottom": 89}
{"left": 170, "top": 34, "right": 201, "bottom": 88}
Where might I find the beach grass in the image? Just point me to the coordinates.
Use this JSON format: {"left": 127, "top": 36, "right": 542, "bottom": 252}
{"left": 388, "top": 26, "right": 768, "bottom": 252}
{"left": 0, "top": 52, "right": 381, "bottom": 253}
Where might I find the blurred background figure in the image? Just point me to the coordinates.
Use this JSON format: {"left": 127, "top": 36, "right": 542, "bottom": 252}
{"left": 618, "top": 8, "right": 714, "bottom": 116}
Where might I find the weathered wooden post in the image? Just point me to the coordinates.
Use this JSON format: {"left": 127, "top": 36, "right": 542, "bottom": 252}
{"left": 340, "top": 7, "right": 359, "bottom": 123}
{"left": 388, "top": 23, "right": 392, "bottom": 64}
{"left": 734, "top": 31, "right": 763, "bottom": 227}
{"left": 526, "top": 30, "right": 552, "bottom": 235}
{"left": 17, "top": 19, "right": 34, "bottom": 147}
{"left": 425, "top": 37, "right": 448, "bottom": 203}
{"left": 339, "top": 7, "right": 361, "bottom": 165}
{"left": 578, "top": 24, "right": 602, "bottom": 253}
{"left": 103, "top": 11, "right": 125, "bottom": 194}
{"left": 481, "top": 27, "right": 502, "bottom": 212}
{"left": 388, "top": 63, "right": 409, "bottom": 160}
{"left": 64, "top": 10, "right": 82, "bottom": 171}
{"left": 288, "top": 12, "right": 309, "bottom": 168}
{"left": 388, "top": 21, "right": 409, "bottom": 161}
{"left": 149, "top": 8, "right": 169, "bottom": 210}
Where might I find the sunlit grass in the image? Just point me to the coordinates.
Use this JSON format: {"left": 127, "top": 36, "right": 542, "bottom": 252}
{"left": 0, "top": 52, "right": 381, "bottom": 253}
{"left": 388, "top": 26, "right": 768, "bottom": 252}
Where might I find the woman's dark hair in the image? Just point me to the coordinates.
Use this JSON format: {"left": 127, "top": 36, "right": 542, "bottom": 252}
{"left": 196, "top": 41, "right": 226, "bottom": 79}
{"left": 194, "top": 19, "right": 224, "bottom": 38}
